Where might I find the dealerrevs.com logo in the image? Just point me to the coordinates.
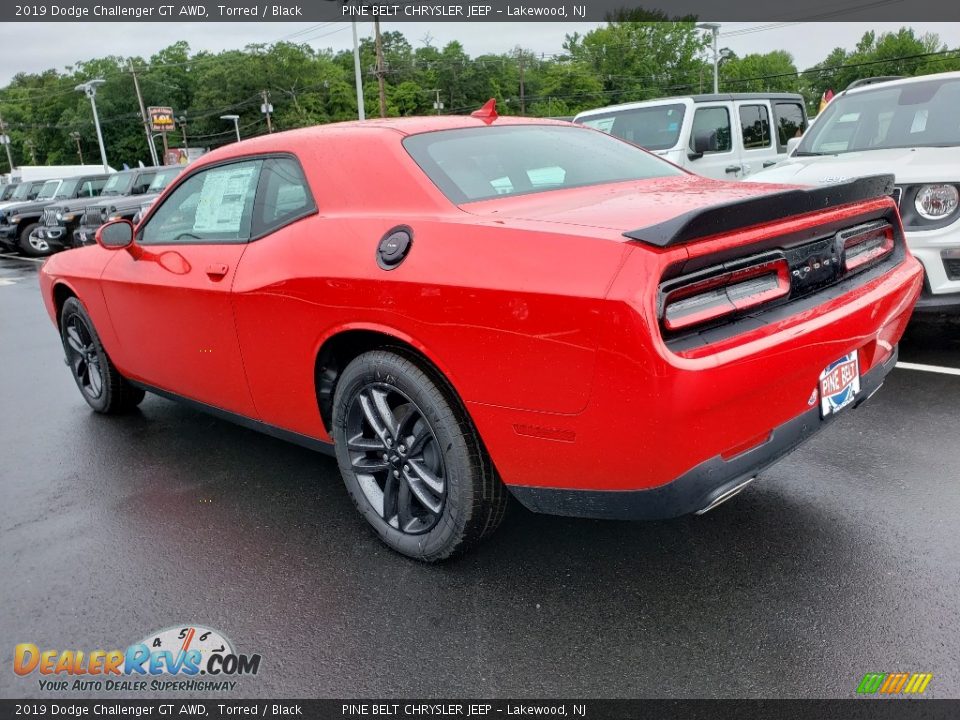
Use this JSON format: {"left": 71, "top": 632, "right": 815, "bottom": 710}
{"left": 14, "top": 625, "right": 261, "bottom": 693}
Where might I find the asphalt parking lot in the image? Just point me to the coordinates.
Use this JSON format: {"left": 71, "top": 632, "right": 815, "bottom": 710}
{"left": 1, "top": 253, "right": 958, "bottom": 700}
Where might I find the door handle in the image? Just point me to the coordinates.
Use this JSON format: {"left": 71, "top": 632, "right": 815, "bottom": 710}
{"left": 725, "top": 165, "right": 742, "bottom": 174}
{"left": 205, "top": 263, "right": 229, "bottom": 280}
{"left": 763, "top": 160, "right": 778, "bottom": 168}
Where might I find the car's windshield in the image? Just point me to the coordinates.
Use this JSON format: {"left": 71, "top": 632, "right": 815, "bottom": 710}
{"left": 797, "top": 77, "right": 960, "bottom": 155}
{"left": 404, "top": 124, "right": 682, "bottom": 204}
{"left": 576, "top": 103, "right": 686, "bottom": 151}
{"left": 148, "top": 168, "right": 180, "bottom": 192}
{"left": 11, "top": 183, "right": 34, "bottom": 200}
{"left": 101, "top": 172, "right": 135, "bottom": 196}
{"left": 36, "top": 180, "right": 61, "bottom": 200}
{"left": 54, "top": 178, "right": 83, "bottom": 199}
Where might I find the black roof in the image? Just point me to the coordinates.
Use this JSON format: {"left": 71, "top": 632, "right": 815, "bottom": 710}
{"left": 688, "top": 93, "right": 804, "bottom": 103}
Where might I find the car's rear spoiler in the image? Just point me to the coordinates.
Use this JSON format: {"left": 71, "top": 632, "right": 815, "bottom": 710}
{"left": 622, "top": 174, "right": 896, "bottom": 247}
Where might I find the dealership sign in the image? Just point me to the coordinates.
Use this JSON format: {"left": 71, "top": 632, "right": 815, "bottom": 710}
{"left": 148, "top": 106, "right": 176, "bottom": 133}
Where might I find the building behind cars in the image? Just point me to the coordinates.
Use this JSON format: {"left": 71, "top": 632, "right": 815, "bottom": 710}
{"left": 574, "top": 93, "right": 808, "bottom": 180}
{"left": 8, "top": 165, "right": 115, "bottom": 183}
{"left": 747, "top": 72, "right": 960, "bottom": 312}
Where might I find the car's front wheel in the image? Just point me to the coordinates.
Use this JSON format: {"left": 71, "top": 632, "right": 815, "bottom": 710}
{"left": 332, "top": 350, "right": 507, "bottom": 561}
{"left": 60, "top": 297, "right": 145, "bottom": 413}
{"left": 19, "top": 223, "right": 51, "bottom": 257}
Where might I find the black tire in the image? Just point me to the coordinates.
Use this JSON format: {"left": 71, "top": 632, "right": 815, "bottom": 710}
{"left": 60, "top": 297, "right": 145, "bottom": 414}
{"left": 19, "top": 223, "right": 52, "bottom": 257}
{"left": 332, "top": 349, "right": 507, "bottom": 562}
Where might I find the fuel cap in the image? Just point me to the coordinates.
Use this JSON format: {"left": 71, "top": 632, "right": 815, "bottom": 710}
{"left": 377, "top": 227, "right": 413, "bottom": 270}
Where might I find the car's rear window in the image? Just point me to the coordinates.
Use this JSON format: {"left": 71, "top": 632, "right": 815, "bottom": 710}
{"left": 403, "top": 124, "right": 682, "bottom": 204}
{"left": 577, "top": 103, "right": 686, "bottom": 151}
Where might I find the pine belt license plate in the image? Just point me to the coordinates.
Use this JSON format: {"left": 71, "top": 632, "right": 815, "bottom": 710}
{"left": 819, "top": 350, "right": 861, "bottom": 417}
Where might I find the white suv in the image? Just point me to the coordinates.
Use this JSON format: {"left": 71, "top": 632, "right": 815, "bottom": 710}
{"left": 748, "top": 72, "right": 960, "bottom": 312}
{"left": 574, "top": 93, "right": 808, "bottom": 181}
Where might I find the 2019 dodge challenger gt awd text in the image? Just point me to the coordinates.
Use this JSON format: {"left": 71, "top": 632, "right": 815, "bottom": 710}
{"left": 39, "top": 103, "right": 923, "bottom": 561}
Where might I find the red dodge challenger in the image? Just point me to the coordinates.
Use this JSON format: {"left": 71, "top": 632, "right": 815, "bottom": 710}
{"left": 40, "top": 105, "right": 922, "bottom": 560}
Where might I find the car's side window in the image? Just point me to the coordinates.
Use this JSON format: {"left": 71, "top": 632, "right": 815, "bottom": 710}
{"left": 132, "top": 173, "right": 156, "bottom": 195}
{"left": 689, "top": 107, "right": 732, "bottom": 153}
{"left": 251, "top": 156, "right": 316, "bottom": 237}
{"left": 140, "top": 160, "right": 262, "bottom": 245}
{"left": 739, "top": 105, "right": 772, "bottom": 149}
{"left": 774, "top": 102, "right": 806, "bottom": 151}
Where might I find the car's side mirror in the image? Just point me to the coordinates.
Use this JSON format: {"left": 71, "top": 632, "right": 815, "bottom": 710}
{"left": 786, "top": 137, "right": 802, "bottom": 155}
{"left": 96, "top": 219, "right": 134, "bottom": 250}
{"left": 688, "top": 131, "right": 713, "bottom": 160}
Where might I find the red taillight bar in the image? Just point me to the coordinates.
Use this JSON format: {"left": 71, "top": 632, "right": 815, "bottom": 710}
{"left": 662, "top": 258, "right": 791, "bottom": 332}
{"left": 843, "top": 223, "right": 895, "bottom": 273}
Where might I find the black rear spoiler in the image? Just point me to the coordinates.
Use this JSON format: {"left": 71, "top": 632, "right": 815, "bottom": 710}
{"left": 623, "top": 174, "right": 896, "bottom": 247}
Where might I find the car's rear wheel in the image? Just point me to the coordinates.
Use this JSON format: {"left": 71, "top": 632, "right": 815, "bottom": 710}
{"left": 60, "top": 297, "right": 145, "bottom": 413}
{"left": 332, "top": 350, "right": 507, "bottom": 561}
{"left": 19, "top": 223, "right": 51, "bottom": 257}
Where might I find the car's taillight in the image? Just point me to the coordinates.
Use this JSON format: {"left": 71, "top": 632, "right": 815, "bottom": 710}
{"left": 842, "top": 223, "right": 894, "bottom": 272}
{"left": 662, "top": 258, "right": 790, "bottom": 332}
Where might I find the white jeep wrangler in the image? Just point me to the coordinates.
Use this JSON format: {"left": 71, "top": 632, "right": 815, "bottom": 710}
{"left": 748, "top": 72, "right": 960, "bottom": 312}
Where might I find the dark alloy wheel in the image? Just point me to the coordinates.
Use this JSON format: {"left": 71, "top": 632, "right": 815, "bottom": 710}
{"left": 346, "top": 383, "right": 447, "bottom": 535}
{"left": 60, "top": 297, "right": 145, "bottom": 414}
{"left": 64, "top": 314, "right": 105, "bottom": 401}
{"left": 332, "top": 350, "right": 508, "bottom": 561}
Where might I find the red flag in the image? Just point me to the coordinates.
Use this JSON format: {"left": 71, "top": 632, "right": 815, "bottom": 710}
{"left": 818, "top": 89, "right": 834, "bottom": 114}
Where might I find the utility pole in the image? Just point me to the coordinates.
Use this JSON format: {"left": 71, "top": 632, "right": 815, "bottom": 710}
{"left": 0, "top": 109, "right": 15, "bottom": 172}
{"left": 24, "top": 139, "right": 37, "bottom": 165}
{"left": 432, "top": 88, "right": 443, "bottom": 115}
{"left": 374, "top": 19, "right": 387, "bottom": 118}
{"left": 260, "top": 90, "right": 274, "bottom": 133}
{"left": 178, "top": 115, "right": 188, "bottom": 149}
{"left": 129, "top": 62, "right": 159, "bottom": 166}
{"left": 351, "top": 20, "right": 365, "bottom": 120}
{"left": 518, "top": 52, "right": 526, "bottom": 115}
{"left": 70, "top": 132, "right": 84, "bottom": 163}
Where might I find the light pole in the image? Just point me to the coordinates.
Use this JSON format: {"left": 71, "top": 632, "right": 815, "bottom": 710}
{"left": 351, "top": 20, "right": 365, "bottom": 120}
{"left": 220, "top": 114, "right": 241, "bottom": 143}
{"left": 697, "top": 23, "right": 721, "bottom": 94}
{"left": 0, "top": 109, "right": 15, "bottom": 172}
{"left": 75, "top": 79, "right": 109, "bottom": 171}
{"left": 70, "top": 132, "right": 84, "bottom": 164}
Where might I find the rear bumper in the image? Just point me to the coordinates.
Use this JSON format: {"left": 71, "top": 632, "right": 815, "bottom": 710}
{"left": 510, "top": 346, "right": 898, "bottom": 520}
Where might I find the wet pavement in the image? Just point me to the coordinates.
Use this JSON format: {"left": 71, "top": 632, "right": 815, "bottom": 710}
{"left": 1, "top": 253, "right": 958, "bottom": 699}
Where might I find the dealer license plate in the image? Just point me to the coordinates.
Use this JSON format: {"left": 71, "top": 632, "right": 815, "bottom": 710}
{"left": 819, "top": 350, "right": 860, "bottom": 417}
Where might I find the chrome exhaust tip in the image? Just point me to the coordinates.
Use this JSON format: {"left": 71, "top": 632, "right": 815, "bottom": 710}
{"left": 695, "top": 476, "right": 756, "bottom": 515}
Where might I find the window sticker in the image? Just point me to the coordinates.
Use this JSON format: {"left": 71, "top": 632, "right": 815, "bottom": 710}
{"left": 193, "top": 164, "right": 257, "bottom": 235}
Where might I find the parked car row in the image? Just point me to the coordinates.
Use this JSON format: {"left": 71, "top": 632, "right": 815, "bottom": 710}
{"left": 0, "top": 166, "right": 183, "bottom": 258}
{"left": 573, "top": 71, "right": 960, "bottom": 313}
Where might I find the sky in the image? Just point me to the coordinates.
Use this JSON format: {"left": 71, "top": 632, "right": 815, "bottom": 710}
{"left": 1, "top": 21, "right": 959, "bottom": 87}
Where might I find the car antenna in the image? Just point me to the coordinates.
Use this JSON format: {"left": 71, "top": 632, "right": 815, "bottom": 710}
{"left": 471, "top": 98, "right": 498, "bottom": 124}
